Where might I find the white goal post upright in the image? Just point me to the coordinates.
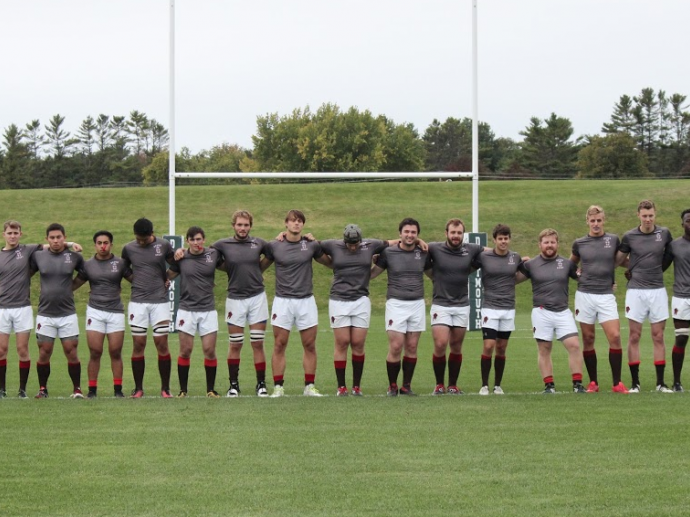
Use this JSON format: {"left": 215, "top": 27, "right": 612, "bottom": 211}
{"left": 167, "top": 0, "right": 479, "bottom": 235}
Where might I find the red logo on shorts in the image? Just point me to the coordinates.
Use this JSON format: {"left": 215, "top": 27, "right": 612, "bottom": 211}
{"left": 483, "top": 316, "right": 488, "bottom": 323}
{"left": 674, "top": 308, "right": 678, "bottom": 315}
{"left": 388, "top": 319, "right": 393, "bottom": 327}
{"left": 87, "top": 319, "right": 92, "bottom": 326}
{"left": 37, "top": 323, "right": 41, "bottom": 330}
{"left": 625, "top": 306, "right": 630, "bottom": 313}
{"left": 272, "top": 314, "right": 277, "bottom": 321}
{"left": 432, "top": 313, "right": 438, "bottom": 320}
{"left": 130, "top": 314, "right": 134, "bottom": 321}
{"left": 331, "top": 316, "right": 335, "bottom": 323}
{"left": 227, "top": 311, "right": 233, "bottom": 319}
{"left": 532, "top": 327, "right": 536, "bottom": 333}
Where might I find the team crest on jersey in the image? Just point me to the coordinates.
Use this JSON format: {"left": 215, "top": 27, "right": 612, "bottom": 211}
{"left": 205, "top": 253, "right": 212, "bottom": 262}
{"left": 154, "top": 244, "right": 162, "bottom": 256}
{"left": 110, "top": 261, "right": 119, "bottom": 272}
{"left": 300, "top": 241, "right": 308, "bottom": 251}
{"left": 508, "top": 254, "right": 515, "bottom": 265}
{"left": 360, "top": 242, "right": 369, "bottom": 250}
{"left": 14, "top": 249, "right": 23, "bottom": 260}
{"left": 655, "top": 232, "right": 662, "bottom": 241}
{"left": 556, "top": 259, "right": 563, "bottom": 269}
{"left": 65, "top": 254, "right": 72, "bottom": 264}
{"left": 250, "top": 241, "right": 258, "bottom": 249}
{"left": 415, "top": 251, "right": 421, "bottom": 260}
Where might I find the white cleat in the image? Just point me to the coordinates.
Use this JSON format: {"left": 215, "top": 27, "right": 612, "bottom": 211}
{"left": 628, "top": 384, "right": 640, "bottom": 394}
{"left": 478, "top": 385, "right": 490, "bottom": 396}
{"left": 303, "top": 383, "right": 323, "bottom": 397}
{"left": 493, "top": 386, "right": 505, "bottom": 395}
{"left": 270, "top": 385, "right": 285, "bottom": 398}
{"left": 656, "top": 384, "right": 674, "bottom": 393}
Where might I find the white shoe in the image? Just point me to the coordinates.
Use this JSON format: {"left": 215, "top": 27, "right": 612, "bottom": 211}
{"left": 628, "top": 384, "right": 640, "bottom": 394}
{"left": 478, "top": 386, "right": 490, "bottom": 396}
{"left": 656, "top": 384, "right": 674, "bottom": 393}
{"left": 226, "top": 387, "right": 240, "bottom": 398}
{"left": 270, "top": 385, "right": 285, "bottom": 398}
{"left": 303, "top": 383, "right": 323, "bottom": 397}
{"left": 493, "top": 386, "right": 504, "bottom": 395}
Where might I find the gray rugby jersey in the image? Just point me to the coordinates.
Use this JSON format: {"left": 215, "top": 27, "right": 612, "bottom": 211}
{"left": 669, "top": 237, "right": 690, "bottom": 298}
{"left": 518, "top": 254, "right": 578, "bottom": 312}
{"left": 376, "top": 245, "right": 428, "bottom": 301}
{"left": 30, "top": 248, "right": 85, "bottom": 317}
{"left": 321, "top": 239, "right": 387, "bottom": 301}
{"left": 265, "top": 239, "right": 324, "bottom": 299}
{"left": 121, "top": 237, "right": 174, "bottom": 303}
{"left": 169, "top": 248, "right": 222, "bottom": 312}
{"left": 427, "top": 242, "right": 482, "bottom": 307}
{"left": 474, "top": 249, "right": 522, "bottom": 310}
{"left": 0, "top": 244, "right": 41, "bottom": 309}
{"left": 212, "top": 236, "right": 267, "bottom": 299}
{"left": 79, "top": 255, "right": 132, "bottom": 313}
{"left": 619, "top": 226, "right": 672, "bottom": 289}
{"left": 571, "top": 233, "right": 619, "bottom": 295}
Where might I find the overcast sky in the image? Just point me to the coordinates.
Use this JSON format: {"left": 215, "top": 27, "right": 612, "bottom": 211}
{"left": 1, "top": 0, "right": 688, "bottom": 153}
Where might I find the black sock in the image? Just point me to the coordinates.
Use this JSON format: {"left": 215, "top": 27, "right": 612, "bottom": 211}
{"left": 609, "top": 349, "right": 622, "bottom": 386}
{"left": 132, "top": 357, "right": 145, "bottom": 391}
{"left": 158, "top": 354, "right": 171, "bottom": 391}
{"left": 494, "top": 355, "right": 506, "bottom": 386}
{"left": 37, "top": 362, "right": 51, "bottom": 390}
{"left": 432, "top": 355, "right": 446, "bottom": 384}
{"left": 67, "top": 362, "right": 81, "bottom": 389}
{"left": 629, "top": 362, "right": 640, "bottom": 387}
{"left": 178, "top": 362, "right": 190, "bottom": 392}
{"left": 583, "top": 349, "right": 598, "bottom": 384}
{"left": 386, "top": 361, "right": 401, "bottom": 386}
{"left": 402, "top": 357, "right": 417, "bottom": 387}
{"left": 334, "top": 361, "right": 347, "bottom": 387}
{"left": 447, "top": 353, "right": 462, "bottom": 386}
{"left": 480, "top": 355, "right": 491, "bottom": 386}
{"left": 672, "top": 342, "right": 686, "bottom": 385}
{"left": 205, "top": 363, "right": 217, "bottom": 392}
{"left": 351, "top": 354, "right": 364, "bottom": 387}
{"left": 655, "top": 362, "right": 666, "bottom": 386}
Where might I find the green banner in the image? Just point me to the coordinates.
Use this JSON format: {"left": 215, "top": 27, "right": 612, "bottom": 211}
{"left": 467, "top": 232, "right": 487, "bottom": 331}
{"left": 164, "top": 235, "right": 183, "bottom": 333}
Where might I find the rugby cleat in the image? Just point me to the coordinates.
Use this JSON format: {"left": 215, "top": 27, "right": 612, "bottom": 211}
{"left": 303, "top": 384, "right": 323, "bottom": 397}
{"left": 543, "top": 383, "right": 556, "bottom": 394}
{"left": 628, "top": 384, "right": 641, "bottom": 394}
{"left": 17, "top": 389, "right": 28, "bottom": 399}
{"left": 160, "top": 389, "right": 173, "bottom": 398}
{"left": 478, "top": 386, "right": 490, "bottom": 396}
{"left": 573, "top": 383, "right": 586, "bottom": 394}
{"left": 336, "top": 386, "right": 349, "bottom": 397}
{"left": 0, "top": 389, "right": 6, "bottom": 399}
{"left": 612, "top": 382, "right": 629, "bottom": 394}
{"left": 432, "top": 384, "right": 445, "bottom": 395}
{"left": 70, "top": 388, "right": 84, "bottom": 399}
{"left": 493, "top": 386, "right": 505, "bottom": 395}
{"left": 586, "top": 381, "right": 599, "bottom": 393}
{"left": 114, "top": 390, "right": 125, "bottom": 398}
{"left": 386, "top": 384, "right": 399, "bottom": 397}
{"left": 176, "top": 391, "right": 188, "bottom": 398}
{"left": 255, "top": 381, "right": 268, "bottom": 397}
{"left": 35, "top": 387, "right": 49, "bottom": 399}
{"left": 446, "top": 385, "right": 464, "bottom": 395}
{"left": 656, "top": 384, "right": 674, "bottom": 393}
{"left": 206, "top": 390, "right": 220, "bottom": 398}
{"left": 130, "top": 389, "right": 144, "bottom": 398}
{"left": 270, "top": 385, "right": 285, "bottom": 398}
{"left": 86, "top": 391, "right": 97, "bottom": 399}
{"left": 226, "top": 383, "right": 241, "bottom": 398}
{"left": 351, "top": 386, "right": 363, "bottom": 396}
{"left": 672, "top": 382, "right": 684, "bottom": 393}
{"left": 398, "top": 385, "right": 416, "bottom": 396}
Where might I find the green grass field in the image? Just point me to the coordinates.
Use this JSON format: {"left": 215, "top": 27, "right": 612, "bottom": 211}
{"left": 1, "top": 180, "right": 689, "bottom": 516}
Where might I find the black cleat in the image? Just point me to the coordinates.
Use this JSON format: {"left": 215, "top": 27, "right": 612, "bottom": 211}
{"left": 398, "top": 385, "right": 417, "bottom": 396}
{"left": 573, "top": 383, "right": 586, "bottom": 394}
{"left": 673, "top": 382, "right": 684, "bottom": 393}
{"left": 386, "top": 384, "right": 399, "bottom": 397}
{"left": 17, "top": 389, "right": 28, "bottom": 399}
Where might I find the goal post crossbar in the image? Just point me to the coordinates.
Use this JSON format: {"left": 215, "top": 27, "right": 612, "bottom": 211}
{"left": 173, "top": 171, "right": 474, "bottom": 179}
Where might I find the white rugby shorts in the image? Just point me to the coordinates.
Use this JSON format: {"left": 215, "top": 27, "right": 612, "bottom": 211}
{"left": 531, "top": 307, "right": 578, "bottom": 342}
{"left": 625, "top": 288, "right": 668, "bottom": 324}
{"left": 480, "top": 308, "right": 516, "bottom": 332}
{"left": 271, "top": 296, "right": 318, "bottom": 331}
{"left": 430, "top": 304, "right": 469, "bottom": 328}
{"left": 0, "top": 306, "right": 33, "bottom": 334}
{"left": 671, "top": 296, "right": 690, "bottom": 321}
{"left": 225, "top": 292, "right": 269, "bottom": 327}
{"left": 574, "top": 292, "right": 619, "bottom": 324}
{"left": 128, "top": 302, "right": 170, "bottom": 329}
{"left": 329, "top": 296, "right": 371, "bottom": 329}
{"left": 36, "top": 314, "right": 79, "bottom": 340}
{"left": 385, "top": 298, "right": 426, "bottom": 333}
{"left": 176, "top": 309, "right": 219, "bottom": 337}
{"left": 86, "top": 306, "right": 125, "bottom": 334}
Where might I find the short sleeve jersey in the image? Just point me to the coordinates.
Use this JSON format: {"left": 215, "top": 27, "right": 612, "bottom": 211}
{"left": 669, "top": 237, "right": 690, "bottom": 298}
{"left": 212, "top": 236, "right": 267, "bottom": 300}
{"left": 169, "top": 248, "right": 222, "bottom": 312}
{"left": 0, "top": 243, "right": 42, "bottom": 309}
{"left": 474, "top": 249, "right": 522, "bottom": 310}
{"left": 264, "top": 239, "right": 324, "bottom": 299}
{"left": 571, "top": 233, "right": 620, "bottom": 295}
{"left": 376, "top": 245, "right": 428, "bottom": 301}
{"left": 30, "top": 248, "right": 85, "bottom": 317}
{"left": 518, "top": 254, "right": 578, "bottom": 312}
{"left": 427, "top": 242, "right": 482, "bottom": 307}
{"left": 619, "top": 226, "right": 673, "bottom": 289}
{"left": 79, "top": 255, "right": 132, "bottom": 313}
{"left": 121, "top": 237, "right": 174, "bottom": 303}
{"left": 320, "top": 239, "right": 387, "bottom": 301}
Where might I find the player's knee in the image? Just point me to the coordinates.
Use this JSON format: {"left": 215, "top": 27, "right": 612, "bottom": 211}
{"left": 229, "top": 333, "right": 244, "bottom": 346}
{"left": 249, "top": 330, "right": 265, "bottom": 344}
{"left": 153, "top": 324, "right": 169, "bottom": 337}
{"left": 674, "top": 328, "right": 689, "bottom": 346}
{"left": 130, "top": 325, "right": 147, "bottom": 336}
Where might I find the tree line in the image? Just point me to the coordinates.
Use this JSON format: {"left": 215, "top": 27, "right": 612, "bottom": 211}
{"left": 2, "top": 87, "right": 689, "bottom": 188}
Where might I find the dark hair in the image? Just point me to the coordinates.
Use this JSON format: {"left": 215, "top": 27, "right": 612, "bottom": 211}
{"left": 93, "top": 230, "right": 114, "bottom": 243}
{"left": 285, "top": 209, "right": 306, "bottom": 224}
{"left": 637, "top": 200, "right": 655, "bottom": 212}
{"left": 46, "top": 223, "right": 65, "bottom": 236}
{"left": 681, "top": 209, "right": 690, "bottom": 221}
{"left": 133, "top": 218, "right": 154, "bottom": 236}
{"left": 186, "top": 226, "right": 205, "bottom": 240}
{"left": 492, "top": 224, "right": 511, "bottom": 239}
{"left": 398, "top": 217, "right": 420, "bottom": 234}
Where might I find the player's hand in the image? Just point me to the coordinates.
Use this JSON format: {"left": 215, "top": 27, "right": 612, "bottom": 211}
{"left": 576, "top": 268, "right": 582, "bottom": 277}
{"left": 624, "top": 269, "right": 632, "bottom": 281}
{"left": 72, "top": 243, "right": 83, "bottom": 252}
{"left": 165, "top": 279, "right": 171, "bottom": 289}
{"left": 303, "top": 233, "right": 316, "bottom": 242}
{"left": 612, "top": 282, "right": 617, "bottom": 292}
{"left": 275, "top": 232, "right": 286, "bottom": 241}
{"left": 416, "top": 238, "right": 429, "bottom": 252}
{"left": 174, "top": 248, "right": 185, "bottom": 261}
{"left": 522, "top": 256, "right": 530, "bottom": 262}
